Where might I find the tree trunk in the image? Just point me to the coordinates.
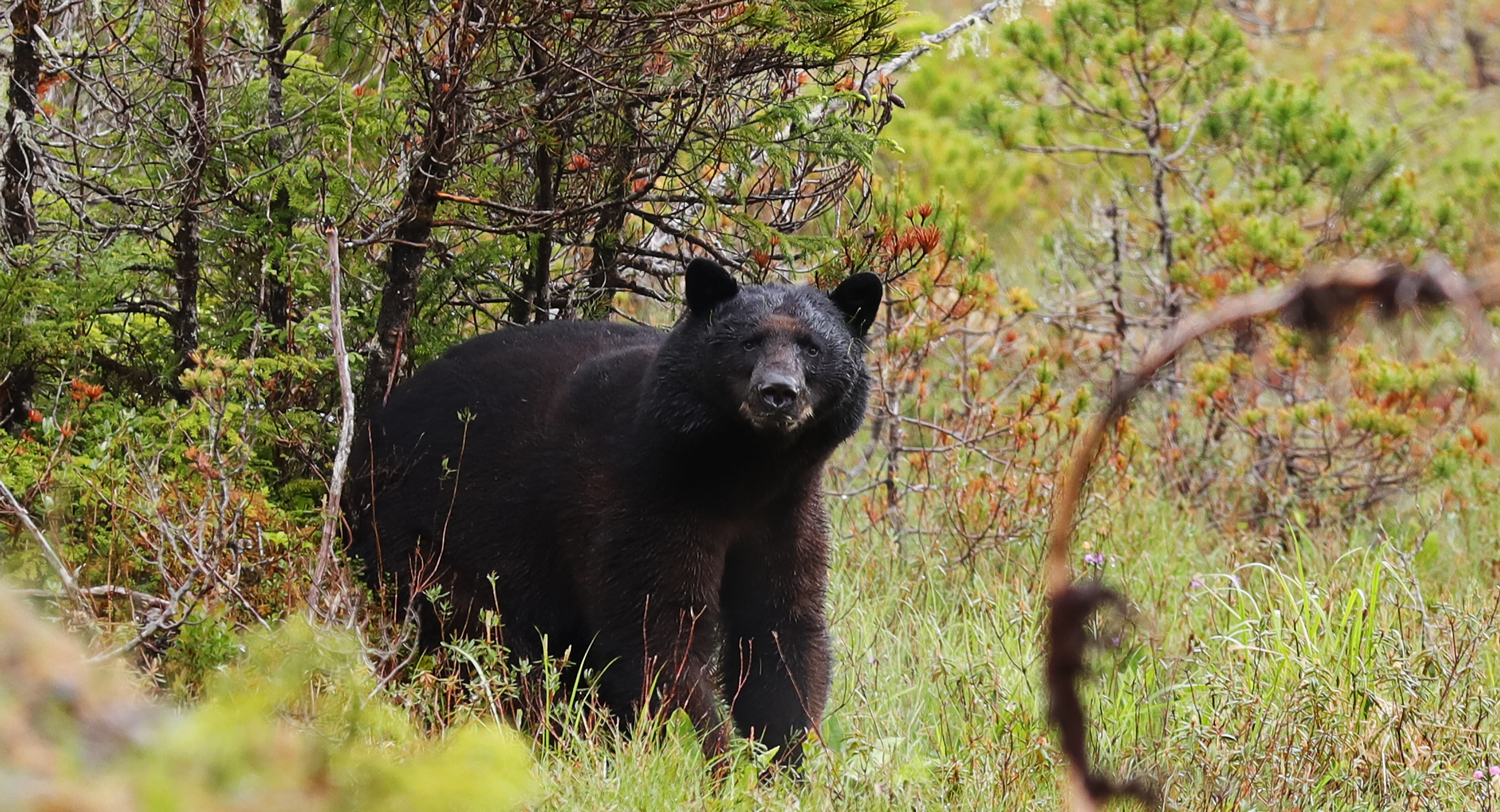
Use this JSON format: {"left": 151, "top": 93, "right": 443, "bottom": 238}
{"left": 1105, "top": 202, "right": 1126, "bottom": 383}
{"left": 1465, "top": 27, "right": 1499, "bottom": 88}
{"left": 0, "top": 0, "right": 40, "bottom": 433}
{"left": 3, "top": 0, "right": 40, "bottom": 246}
{"left": 1148, "top": 132, "right": 1180, "bottom": 397}
{"left": 172, "top": 0, "right": 211, "bottom": 389}
{"left": 519, "top": 145, "right": 555, "bottom": 324}
{"left": 265, "top": 187, "right": 294, "bottom": 336}
{"left": 357, "top": 85, "right": 472, "bottom": 419}
{"left": 582, "top": 100, "right": 642, "bottom": 320}
{"left": 582, "top": 187, "right": 628, "bottom": 318}
{"left": 1150, "top": 155, "right": 1175, "bottom": 320}
{"left": 509, "top": 40, "right": 556, "bottom": 326}
{"left": 261, "top": 0, "right": 293, "bottom": 339}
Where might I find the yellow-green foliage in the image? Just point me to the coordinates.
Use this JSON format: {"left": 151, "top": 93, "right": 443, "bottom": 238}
{"left": 0, "top": 587, "right": 532, "bottom": 812}
{"left": 137, "top": 618, "right": 532, "bottom": 812}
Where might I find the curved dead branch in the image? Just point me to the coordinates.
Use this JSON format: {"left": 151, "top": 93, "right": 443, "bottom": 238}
{"left": 1042, "top": 257, "right": 1499, "bottom": 810}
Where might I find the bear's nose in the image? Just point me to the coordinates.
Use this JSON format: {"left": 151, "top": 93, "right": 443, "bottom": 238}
{"left": 756, "top": 380, "right": 801, "bottom": 412}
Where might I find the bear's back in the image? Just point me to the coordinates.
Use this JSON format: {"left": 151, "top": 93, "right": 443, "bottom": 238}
{"left": 365, "top": 320, "right": 662, "bottom": 470}
{"left": 346, "top": 320, "right": 665, "bottom": 634}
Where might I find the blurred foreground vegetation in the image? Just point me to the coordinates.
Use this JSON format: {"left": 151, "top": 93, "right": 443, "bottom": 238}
{"left": 0, "top": 584, "right": 531, "bottom": 811}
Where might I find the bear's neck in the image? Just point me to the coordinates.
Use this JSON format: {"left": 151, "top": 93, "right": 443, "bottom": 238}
{"left": 634, "top": 379, "right": 840, "bottom": 500}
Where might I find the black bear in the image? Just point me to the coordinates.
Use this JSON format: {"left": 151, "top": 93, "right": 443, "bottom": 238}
{"left": 345, "top": 258, "right": 882, "bottom": 767}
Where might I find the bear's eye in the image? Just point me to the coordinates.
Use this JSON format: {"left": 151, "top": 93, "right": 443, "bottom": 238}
{"left": 801, "top": 342, "right": 820, "bottom": 357}
{"left": 742, "top": 339, "right": 760, "bottom": 351}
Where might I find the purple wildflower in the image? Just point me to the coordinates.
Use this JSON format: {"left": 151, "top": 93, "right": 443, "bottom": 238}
{"left": 1083, "top": 552, "right": 1105, "bottom": 567}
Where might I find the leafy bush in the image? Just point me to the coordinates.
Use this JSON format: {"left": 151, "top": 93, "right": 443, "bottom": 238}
{"left": 948, "top": 0, "right": 1498, "bottom": 530}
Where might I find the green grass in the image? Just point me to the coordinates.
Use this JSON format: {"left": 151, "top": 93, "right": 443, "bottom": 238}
{"left": 522, "top": 471, "right": 1500, "bottom": 810}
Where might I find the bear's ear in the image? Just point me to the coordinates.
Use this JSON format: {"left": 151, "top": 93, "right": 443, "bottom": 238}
{"left": 684, "top": 258, "right": 738, "bottom": 315}
{"left": 829, "top": 272, "right": 883, "bottom": 337}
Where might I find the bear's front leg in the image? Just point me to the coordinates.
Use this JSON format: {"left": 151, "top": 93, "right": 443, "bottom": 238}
{"left": 722, "top": 611, "right": 830, "bottom": 771}
{"left": 720, "top": 510, "right": 832, "bottom": 771}
{"left": 590, "top": 536, "right": 730, "bottom": 763}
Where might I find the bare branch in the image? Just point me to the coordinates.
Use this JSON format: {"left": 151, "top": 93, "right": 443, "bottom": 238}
{"left": 1041, "top": 257, "right": 1500, "bottom": 810}
{"left": 0, "top": 474, "right": 89, "bottom": 614}
{"left": 87, "top": 575, "right": 197, "bottom": 662}
{"left": 310, "top": 223, "right": 357, "bottom": 624}
{"left": 869, "top": 0, "right": 1017, "bottom": 89}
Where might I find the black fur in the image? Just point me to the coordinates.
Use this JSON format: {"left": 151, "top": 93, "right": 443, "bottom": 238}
{"left": 346, "top": 262, "right": 882, "bottom": 767}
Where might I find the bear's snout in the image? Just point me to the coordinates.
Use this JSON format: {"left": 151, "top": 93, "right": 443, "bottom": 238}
{"left": 754, "top": 375, "right": 802, "bottom": 412}
{"left": 745, "top": 350, "right": 811, "bottom": 431}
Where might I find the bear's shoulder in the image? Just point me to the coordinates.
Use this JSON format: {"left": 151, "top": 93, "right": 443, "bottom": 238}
{"left": 544, "top": 340, "right": 660, "bottom": 440}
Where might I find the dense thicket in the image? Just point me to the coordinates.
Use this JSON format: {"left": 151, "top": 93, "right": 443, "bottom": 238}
{"left": 0, "top": 0, "right": 902, "bottom": 427}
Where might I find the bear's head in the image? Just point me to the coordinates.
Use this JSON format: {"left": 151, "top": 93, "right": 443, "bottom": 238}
{"left": 654, "top": 258, "right": 882, "bottom": 442}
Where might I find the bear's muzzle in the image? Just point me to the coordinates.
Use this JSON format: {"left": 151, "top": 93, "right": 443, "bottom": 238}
{"left": 744, "top": 365, "right": 811, "bottom": 432}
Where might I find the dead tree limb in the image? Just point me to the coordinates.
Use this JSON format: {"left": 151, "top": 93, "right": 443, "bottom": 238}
{"left": 0, "top": 474, "right": 88, "bottom": 615}
{"left": 869, "top": 0, "right": 1014, "bottom": 88}
{"left": 1042, "top": 257, "right": 1499, "bottom": 811}
{"left": 310, "top": 223, "right": 356, "bottom": 624}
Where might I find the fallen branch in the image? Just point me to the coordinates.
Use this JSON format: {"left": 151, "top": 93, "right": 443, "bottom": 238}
{"left": 1042, "top": 257, "right": 1499, "bottom": 811}
{"left": 88, "top": 575, "right": 198, "bottom": 663}
{"left": 14, "top": 584, "right": 171, "bottom": 609}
